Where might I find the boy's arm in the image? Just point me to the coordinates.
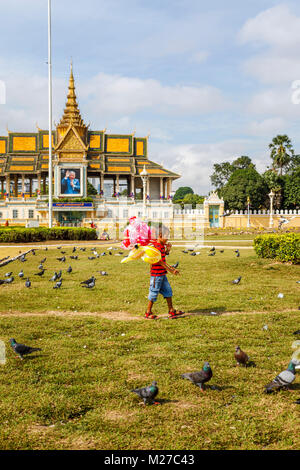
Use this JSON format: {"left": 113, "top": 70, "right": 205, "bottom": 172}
{"left": 158, "top": 259, "right": 179, "bottom": 275}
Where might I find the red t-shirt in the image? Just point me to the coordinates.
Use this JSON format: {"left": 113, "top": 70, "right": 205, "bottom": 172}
{"left": 150, "top": 240, "right": 167, "bottom": 277}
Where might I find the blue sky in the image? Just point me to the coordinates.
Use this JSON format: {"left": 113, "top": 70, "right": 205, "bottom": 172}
{"left": 1, "top": 0, "right": 300, "bottom": 193}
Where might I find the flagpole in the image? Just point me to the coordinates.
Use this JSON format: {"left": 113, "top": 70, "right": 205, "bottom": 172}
{"left": 48, "top": 0, "right": 53, "bottom": 227}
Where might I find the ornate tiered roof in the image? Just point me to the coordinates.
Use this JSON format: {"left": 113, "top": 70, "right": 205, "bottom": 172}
{"left": 0, "top": 65, "right": 180, "bottom": 179}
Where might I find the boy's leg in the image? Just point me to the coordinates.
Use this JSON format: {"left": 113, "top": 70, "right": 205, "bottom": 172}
{"left": 161, "top": 276, "right": 184, "bottom": 317}
{"left": 146, "top": 276, "right": 163, "bottom": 319}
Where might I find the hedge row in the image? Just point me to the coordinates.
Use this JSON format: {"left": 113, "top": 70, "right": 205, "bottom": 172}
{"left": 0, "top": 227, "right": 97, "bottom": 243}
{"left": 254, "top": 233, "right": 300, "bottom": 264}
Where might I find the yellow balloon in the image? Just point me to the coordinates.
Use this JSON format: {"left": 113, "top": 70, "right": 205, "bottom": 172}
{"left": 121, "top": 245, "right": 161, "bottom": 265}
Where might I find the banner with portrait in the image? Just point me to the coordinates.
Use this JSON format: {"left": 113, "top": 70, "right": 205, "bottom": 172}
{"left": 60, "top": 168, "right": 81, "bottom": 196}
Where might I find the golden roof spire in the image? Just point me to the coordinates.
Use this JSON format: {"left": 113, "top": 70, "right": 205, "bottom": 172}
{"left": 57, "top": 62, "right": 87, "bottom": 130}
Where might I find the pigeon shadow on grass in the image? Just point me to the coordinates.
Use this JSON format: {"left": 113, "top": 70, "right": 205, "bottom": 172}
{"left": 245, "top": 360, "right": 257, "bottom": 368}
{"left": 289, "top": 383, "right": 300, "bottom": 391}
{"left": 155, "top": 398, "right": 179, "bottom": 405}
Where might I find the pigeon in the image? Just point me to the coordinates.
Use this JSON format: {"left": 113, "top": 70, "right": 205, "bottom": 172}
{"left": 109, "top": 251, "right": 112, "bottom": 255}
{"left": 209, "top": 247, "right": 215, "bottom": 252}
{"left": 34, "top": 269, "right": 45, "bottom": 277}
{"left": 80, "top": 276, "right": 95, "bottom": 285}
{"left": 57, "top": 246, "right": 62, "bottom": 250}
{"left": 60, "top": 251, "right": 66, "bottom": 254}
{"left": 181, "top": 362, "right": 213, "bottom": 391}
{"left": 234, "top": 346, "right": 249, "bottom": 366}
{"left": 67, "top": 266, "right": 72, "bottom": 274}
{"left": 70, "top": 255, "right": 78, "bottom": 260}
{"left": 236, "top": 251, "right": 240, "bottom": 258}
{"left": 171, "top": 262, "right": 179, "bottom": 269}
{"left": 40, "top": 258, "right": 46, "bottom": 264}
{"left": 208, "top": 251, "right": 215, "bottom": 256}
{"left": 32, "top": 250, "right": 36, "bottom": 256}
{"left": 190, "top": 252, "right": 197, "bottom": 256}
{"left": 99, "top": 271, "right": 108, "bottom": 276}
{"left": 293, "top": 330, "right": 300, "bottom": 335}
{"left": 72, "top": 247, "right": 77, "bottom": 253}
{"left": 0, "top": 279, "right": 5, "bottom": 285}
{"left": 20, "top": 255, "right": 27, "bottom": 262}
{"left": 57, "top": 270, "right": 62, "bottom": 279}
{"left": 18, "top": 270, "right": 24, "bottom": 278}
{"left": 50, "top": 272, "right": 58, "bottom": 282}
{"left": 293, "top": 399, "right": 300, "bottom": 404}
{"left": 220, "top": 250, "right": 224, "bottom": 253}
{"left": 182, "top": 250, "right": 188, "bottom": 254}
{"left": 5, "top": 272, "right": 12, "bottom": 277}
{"left": 53, "top": 280, "right": 62, "bottom": 289}
{"left": 131, "top": 381, "right": 159, "bottom": 405}
{"left": 79, "top": 248, "right": 86, "bottom": 252}
{"left": 25, "top": 278, "right": 31, "bottom": 288}
{"left": 38, "top": 264, "right": 44, "bottom": 270}
{"left": 10, "top": 338, "right": 41, "bottom": 360}
{"left": 232, "top": 276, "right": 242, "bottom": 284}
{"left": 45, "top": 247, "right": 48, "bottom": 251}
{"left": 82, "top": 278, "right": 95, "bottom": 289}
{"left": 88, "top": 256, "right": 96, "bottom": 260}
{"left": 4, "top": 277, "right": 14, "bottom": 284}
{"left": 57, "top": 256, "right": 66, "bottom": 262}
{"left": 264, "top": 359, "right": 298, "bottom": 393}
{"left": 100, "top": 252, "right": 106, "bottom": 256}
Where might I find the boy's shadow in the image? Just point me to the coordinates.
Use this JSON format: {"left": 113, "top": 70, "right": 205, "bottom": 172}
{"left": 185, "top": 307, "right": 233, "bottom": 317}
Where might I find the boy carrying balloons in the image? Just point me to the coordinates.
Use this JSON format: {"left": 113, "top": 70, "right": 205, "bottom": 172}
{"left": 145, "top": 223, "right": 184, "bottom": 320}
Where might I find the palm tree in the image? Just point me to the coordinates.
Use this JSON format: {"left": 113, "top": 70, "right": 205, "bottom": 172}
{"left": 269, "top": 135, "right": 294, "bottom": 176}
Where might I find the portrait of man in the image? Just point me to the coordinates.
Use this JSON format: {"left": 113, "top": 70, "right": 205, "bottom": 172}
{"left": 61, "top": 169, "right": 81, "bottom": 195}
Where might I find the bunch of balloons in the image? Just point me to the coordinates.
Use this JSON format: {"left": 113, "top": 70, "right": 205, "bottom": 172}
{"left": 121, "top": 217, "right": 161, "bottom": 265}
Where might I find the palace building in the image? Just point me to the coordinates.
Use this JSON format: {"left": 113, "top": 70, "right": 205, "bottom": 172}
{"left": 0, "top": 64, "right": 180, "bottom": 227}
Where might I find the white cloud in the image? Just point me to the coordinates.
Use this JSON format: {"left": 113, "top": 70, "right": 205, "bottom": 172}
{"left": 247, "top": 117, "right": 286, "bottom": 136}
{"left": 79, "top": 72, "right": 229, "bottom": 119}
{"left": 150, "top": 140, "right": 250, "bottom": 194}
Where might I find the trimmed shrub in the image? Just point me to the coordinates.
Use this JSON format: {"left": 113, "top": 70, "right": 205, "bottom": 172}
{"left": 0, "top": 227, "right": 97, "bottom": 243}
{"left": 254, "top": 233, "right": 300, "bottom": 264}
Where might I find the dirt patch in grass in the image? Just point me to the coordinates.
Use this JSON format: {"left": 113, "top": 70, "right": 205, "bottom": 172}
{"left": 0, "top": 310, "right": 141, "bottom": 320}
{"left": 28, "top": 424, "right": 55, "bottom": 435}
{"left": 104, "top": 410, "right": 137, "bottom": 422}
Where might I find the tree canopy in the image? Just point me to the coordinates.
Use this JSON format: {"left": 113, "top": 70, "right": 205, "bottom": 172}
{"left": 173, "top": 186, "right": 194, "bottom": 202}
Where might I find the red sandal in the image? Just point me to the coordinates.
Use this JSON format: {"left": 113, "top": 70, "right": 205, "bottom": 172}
{"left": 169, "top": 309, "right": 184, "bottom": 318}
{"left": 144, "top": 312, "right": 158, "bottom": 319}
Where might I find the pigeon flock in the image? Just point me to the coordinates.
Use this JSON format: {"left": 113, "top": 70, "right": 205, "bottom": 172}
{"left": 1, "top": 243, "right": 299, "bottom": 407}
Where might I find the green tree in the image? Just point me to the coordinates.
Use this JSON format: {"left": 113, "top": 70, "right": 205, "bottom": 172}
{"left": 210, "top": 156, "right": 254, "bottom": 190}
{"left": 221, "top": 167, "right": 268, "bottom": 211}
{"left": 173, "top": 186, "right": 194, "bottom": 203}
{"left": 182, "top": 193, "right": 204, "bottom": 208}
{"left": 87, "top": 180, "right": 97, "bottom": 195}
{"left": 269, "top": 135, "right": 294, "bottom": 175}
{"left": 283, "top": 167, "right": 300, "bottom": 209}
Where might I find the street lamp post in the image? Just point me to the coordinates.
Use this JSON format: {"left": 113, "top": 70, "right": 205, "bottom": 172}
{"left": 247, "top": 196, "right": 251, "bottom": 228}
{"left": 140, "top": 165, "right": 148, "bottom": 220}
{"left": 48, "top": 0, "right": 53, "bottom": 228}
{"left": 269, "top": 190, "right": 275, "bottom": 228}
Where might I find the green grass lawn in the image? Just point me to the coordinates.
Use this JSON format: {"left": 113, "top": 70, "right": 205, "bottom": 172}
{"left": 0, "top": 244, "right": 299, "bottom": 450}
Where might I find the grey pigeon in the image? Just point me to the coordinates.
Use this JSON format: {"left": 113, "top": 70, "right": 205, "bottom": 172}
{"left": 70, "top": 255, "right": 78, "bottom": 260}
{"left": 131, "top": 381, "right": 159, "bottom": 405}
{"left": 209, "top": 247, "right": 215, "bottom": 252}
{"left": 34, "top": 269, "right": 45, "bottom": 277}
{"left": 293, "top": 398, "right": 300, "bottom": 404}
{"left": 79, "top": 248, "right": 86, "bottom": 252}
{"left": 208, "top": 251, "right": 215, "bottom": 256}
{"left": 50, "top": 272, "right": 58, "bottom": 282}
{"left": 40, "top": 258, "right": 46, "bottom": 264}
{"left": 38, "top": 264, "right": 44, "bottom": 270}
{"left": 67, "top": 266, "right": 72, "bottom": 274}
{"left": 80, "top": 276, "right": 95, "bottom": 285}
{"left": 32, "top": 250, "right": 36, "bottom": 256}
{"left": 232, "top": 276, "right": 242, "bottom": 284}
{"left": 25, "top": 278, "right": 31, "bottom": 288}
{"left": 57, "top": 270, "right": 62, "bottom": 279}
{"left": 264, "top": 359, "right": 298, "bottom": 393}
{"left": 236, "top": 251, "right": 240, "bottom": 258}
{"left": 4, "top": 276, "right": 14, "bottom": 284}
{"left": 171, "top": 262, "right": 179, "bottom": 268}
{"left": 100, "top": 252, "right": 106, "bottom": 256}
{"left": 0, "top": 279, "right": 5, "bottom": 285}
{"left": 10, "top": 338, "right": 41, "bottom": 360}
{"left": 18, "top": 270, "right": 24, "bottom": 278}
{"left": 100, "top": 271, "right": 108, "bottom": 276}
{"left": 181, "top": 362, "right": 213, "bottom": 391}
{"left": 72, "top": 247, "right": 77, "bottom": 253}
{"left": 20, "top": 255, "right": 26, "bottom": 262}
{"left": 57, "top": 256, "right": 66, "bottom": 262}
{"left": 82, "top": 279, "right": 95, "bottom": 289}
{"left": 88, "top": 256, "right": 96, "bottom": 260}
{"left": 53, "top": 280, "right": 62, "bottom": 289}
{"left": 5, "top": 272, "right": 12, "bottom": 277}
{"left": 293, "top": 330, "right": 300, "bottom": 335}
